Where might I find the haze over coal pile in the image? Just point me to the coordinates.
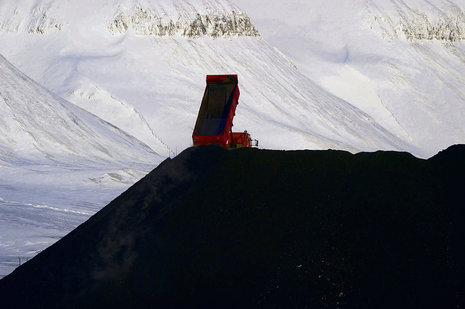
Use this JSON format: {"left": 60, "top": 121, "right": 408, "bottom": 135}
{"left": 1, "top": 145, "right": 464, "bottom": 308}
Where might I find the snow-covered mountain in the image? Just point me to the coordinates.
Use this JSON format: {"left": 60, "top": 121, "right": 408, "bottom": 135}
{"left": 0, "top": 0, "right": 417, "bottom": 157}
{"left": 0, "top": 52, "right": 163, "bottom": 276}
{"left": 234, "top": 0, "right": 465, "bottom": 157}
{"left": 0, "top": 53, "right": 160, "bottom": 165}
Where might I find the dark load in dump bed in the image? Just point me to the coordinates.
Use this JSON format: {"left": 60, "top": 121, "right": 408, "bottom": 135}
{"left": 192, "top": 75, "right": 254, "bottom": 148}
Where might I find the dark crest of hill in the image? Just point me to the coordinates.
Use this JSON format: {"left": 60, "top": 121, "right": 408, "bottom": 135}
{"left": 1, "top": 145, "right": 464, "bottom": 308}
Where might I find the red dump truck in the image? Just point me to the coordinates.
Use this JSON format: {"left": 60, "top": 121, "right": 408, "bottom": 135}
{"left": 192, "top": 75, "right": 257, "bottom": 148}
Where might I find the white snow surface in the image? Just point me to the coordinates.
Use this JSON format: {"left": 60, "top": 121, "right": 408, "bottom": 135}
{"left": 0, "top": 53, "right": 160, "bottom": 164}
{"left": 0, "top": 52, "right": 162, "bottom": 276}
{"left": 0, "top": 0, "right": 417, "bottom": 156}
{"left": 233, "top": 0, "right": 465, "bottom": 156}
{"left": 0, "top": 0, "right": 465, "bottom": 275}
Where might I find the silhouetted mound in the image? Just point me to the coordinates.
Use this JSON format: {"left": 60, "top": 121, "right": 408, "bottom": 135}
{"left": 1, "top": 145, "right": 464, "bottom": 308}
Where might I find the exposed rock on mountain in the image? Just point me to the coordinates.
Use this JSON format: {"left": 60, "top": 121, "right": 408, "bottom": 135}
{"left": 368, "top": 0, "right": 465, "bottom": 42}
{"left": 109, "top": 7, "right": 260, "bottom": 37}
{"left": 0, "top": 4, "right": 63, "bottom": 34}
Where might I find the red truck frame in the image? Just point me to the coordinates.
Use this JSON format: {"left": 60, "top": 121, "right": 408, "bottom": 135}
{"left": 192, "top": 75, "right": 255, "bottom": 148}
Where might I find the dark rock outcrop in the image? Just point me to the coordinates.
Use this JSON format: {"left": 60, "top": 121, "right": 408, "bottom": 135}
{"left": 108, "top": 7, "right": 260, "bottom": 38}
{"left": 1, "top": 145, "right": 464, "bottom": 308}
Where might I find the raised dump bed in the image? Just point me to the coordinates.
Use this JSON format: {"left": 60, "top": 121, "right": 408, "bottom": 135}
{"left": 192, "top": 75, "right": 246, "bottom": 148}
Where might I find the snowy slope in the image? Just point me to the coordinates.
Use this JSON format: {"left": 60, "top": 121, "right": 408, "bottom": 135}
{"left": 0, "top": 52, "right": 163, "bottom": 276}
{"left": 0, "top": 0, "right": 415, "bottom": 157}
{"left": 233, "top": 0, "right": 465, "bottom": 157}
{"left": 0, "top": 53, "right": 160, "bottom": 164}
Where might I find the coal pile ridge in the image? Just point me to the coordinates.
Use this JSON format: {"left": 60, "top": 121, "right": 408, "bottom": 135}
{"left": 1, "top": 145, "right": 464, "bottom": 308}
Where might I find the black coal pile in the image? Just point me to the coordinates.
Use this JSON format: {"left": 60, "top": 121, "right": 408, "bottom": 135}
{"left": 1, "top": 145, "right": 464, "bottom": 308}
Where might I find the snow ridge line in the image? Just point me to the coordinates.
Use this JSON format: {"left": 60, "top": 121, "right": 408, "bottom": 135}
{"left": 0, "top": 198, "right": 93, "bottom": 216}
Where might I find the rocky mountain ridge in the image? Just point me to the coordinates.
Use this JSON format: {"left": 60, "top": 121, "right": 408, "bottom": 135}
{"left": 0, "top": 0, "right": 259, "bottom": 38}
{"left": 368, "top": 0, "right": 465, "bottom": 42}
{"left": 108, "top": 7, "right": 260, "bottom": 37}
